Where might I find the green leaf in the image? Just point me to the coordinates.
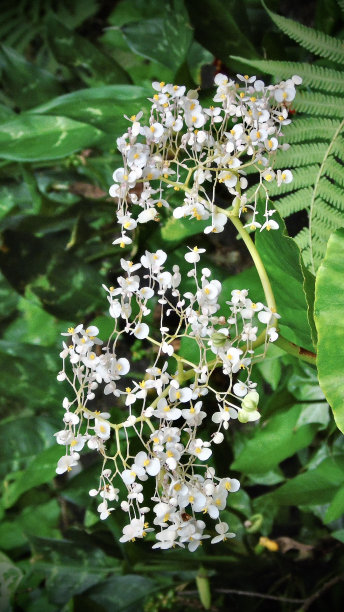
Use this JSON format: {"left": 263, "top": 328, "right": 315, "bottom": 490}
{"left": 231, "top": 403, "right": 319, "bottom": 475}
{"left": 3, "top": 445, "right": 62, "bottom": 508}
{"left": 46, "top": 15, "right": 131, "bottom": 86}
{"left": 122, "top": 0, "right": 193, "bottom": 71}
{"left": 301, "top": 261, "right": 318, "bottom": 347}
{"left": 324, "top": 484, "right": 344, "bottom": 523}
{"left": 160, "top": 215, "right": 208, "bottom": 243}
{"left": 185, "top": 0, "right": 258, "bottom": 63}
{"left": 29, "top": 85, "right": 151, "bottom": 146}
{"left": 265, "top": 455, "right": 344, "bottom": 506}
{"left": 255, "top": 210, "right": 314, "bottom": 351}
{"left": 0, "top": 115, "right": 102, "bottom": 162}
{"left": 187, "top": 40, "right": 213, "bottom": 85}
{"left": 0, "top": 415, "right": 59, "bottom": 479}
{"left": 0, "top": 271, "right": 18, "bottom": 320}
{"left": 315, "top": 228, "right": 344, "bottom": 433}
{"left": 27, "top": 251, "right": 105, "bottom": 320}
{"left": 0, "top": 552, "right": 23, "bottom": 612}
{"left": 85, "top": 575, "right": 157, "bottom": 612}
{"left": 0, "top": 45, "right": 64, "bottom": 110}
{"left": 29, "top": 534, "right": 121, "bottom": 605}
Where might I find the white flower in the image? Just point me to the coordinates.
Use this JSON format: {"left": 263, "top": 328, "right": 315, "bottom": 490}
{"left": 56, "top": 452, "right": 79, "bottom": 475}
{"left": 133, "top": 451, "right": 161, "bottom": 477}
{"left": 189, "top": 439, "right": 212, "bottom": 461}
{"left": 184, "top": 246, "right": 206, "bottom": 263}
{"left": 211, "top": 522, "right": 235, "bottom": 544}
{"left": 119, "top": 518, "right": 146, "bottom": 542}
{"left": 133, "top": 323, "right": 149, "bottom": 339}
{"left": 267, "top": 326, "right": 279, "bottom": 342}
{"left": 277, "top": 169, "right": 293, "bottom": 186}
{"left": 169, "top": 386, "right": 193, "bottom": 403}
{"left": 153, "top": 397, "right": 181, "bottom": 421}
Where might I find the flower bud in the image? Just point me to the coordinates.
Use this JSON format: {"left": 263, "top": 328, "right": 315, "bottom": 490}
{"left": 241, "top": 390, "right": 259, "bottom": 412}
{"left": 210, "top": 331, "right": 228, "bottom": 348}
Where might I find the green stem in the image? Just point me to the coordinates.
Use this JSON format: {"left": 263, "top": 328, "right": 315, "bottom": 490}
{"left": 274, "top": 335, "right": 316, "bottom": 365}
{"left": 219, "top": 206, "right": 276, "bottom": 312}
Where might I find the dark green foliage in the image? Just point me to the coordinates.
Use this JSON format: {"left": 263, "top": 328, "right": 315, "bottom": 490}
{"left": 0, "top": 2, "right": 343, "bottom": 611}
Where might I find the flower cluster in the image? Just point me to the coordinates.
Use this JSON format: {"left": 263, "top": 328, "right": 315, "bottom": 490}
{"left": 109, "top": 73, "right": 301, "bottom": 248}
{"left": 56, "top": 245, "right": 279, "bottom": 550}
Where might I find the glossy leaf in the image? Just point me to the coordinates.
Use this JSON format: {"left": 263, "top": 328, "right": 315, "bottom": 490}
{"left": 256, "top": 210, "right": 315, "bottom": 351}
{"left": 0, "top": 115, "right": 102, "bottom": 162}
{"left": 122, "top": 0, "right": 193, "bottom": 71}
{"left": 0, "top": 552, "right": 22, "bottom": 612}
{"left": 265, "top": 455, "right": 344, "bottom": 506}
{"left": 232, "top": 403, "right": 320, "bottom": 474}
{"left": 3, "top": 445, "right": 63, "bottom": 508}
{"left": 29, "top": 85, "right": 151, "bottom": 145}
{"left": 315, "top": 228, "right": 344, "bottom": 433}
{"left": 46, "top": 15, "right": 131, "bottom": 86}
{"left": 0, "top": 45, "right": 64, "bottom": 110}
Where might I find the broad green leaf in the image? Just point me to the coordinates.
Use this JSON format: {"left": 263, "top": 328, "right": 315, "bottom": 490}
{"left": 46, "top": 15, "right": 131, "bottom": 86}
{"left": 324, "top": 484, "right": 344, "bottom": 523}
{"left": 27, "top": 251, "right": 105, "bottom": 320}
{"left": 0, "top": 521, "right": 27, "bottom": 550}
{"left": 332, "top": 529, "right": 344, "bottom": 543}
{"left": 315, "top": 228, "right": 344, "bottom": 433}
{"left": 187, "top": 39, "right": 214, "bottom": 84}
{"left": 29, "top": 85, "right": 151, "bottom": 146}
{"left": 287, "top": 362, "right": 325, "bottom": 401}
{"left": 0, "top": 339, "right": 64, "bottom": 414}
{"left": 160, "top": 215, "right": 208, "bottom": 243}
{"left": 85, "top": 575, "right": 157, "bottom": 612}
{"left": 0, "top": 415, "right": 59, "bottom": 479}
{"left": 0, "top": 552, "right": 22, "bottom": 612}
{"left": 3, "top": 445, "right": 62, "bottom": 508}
{"left": 0, "top": 115, "right": 102, "bottom": 162}
{"left": 301, "top": 260, "right": 318, "bottom": 347}
{"left": 185, "top": 0, "right": 258, "bottom": 63}
{"left": 3, "top": 297, "right": 66, "bottom": 346}
{"left": 122, "top": 0, "right": 193, "bottom": 72}
{"left": 0, "top": 272, "right": 18, "bottom": 320}
{"left": 256, "top": 210, "right": 315, "bottom": 351}
{"left": 29, "top": 534, "right": 121, "bottom": 605}
{"left": 231, "top": 403, "right": 320, "bottom": 474}
{"left": 0, "top": 45, "right": 64, "bottom": 110}
{"left": 266, "top": 455, "right": 344, "bottom": 506}
{"left": 0, "top": 500, "right": 61, "bottom": 549}
{"left": 0, "top": 103, "right": 15, "bottom": 123}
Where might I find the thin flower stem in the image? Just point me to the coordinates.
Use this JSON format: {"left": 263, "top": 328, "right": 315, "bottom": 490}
{"left": 219, "top": 206, "right": 276, "bottom": 311}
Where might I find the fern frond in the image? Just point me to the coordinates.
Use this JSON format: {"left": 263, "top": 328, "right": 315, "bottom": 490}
{"left": 294, "top": 227, "right": 312, "bottom": 267}
{"left": 323, "top": 156, "right": 344, "bottom": 187}
{"left": 281, "top": 118, "right": 340, "bottom": 143}
{"left": 273, "top": 143, "right": 327, "bottom": 168}
{"left": 309, "top": 118, "right": 344, "bottom": 270}
{"left": 276, "top": 187, "right": 313, "bottom": 217}
{"left": 317, "top": 178, "right": 344, "bottom": 210}
{"left": 295, "top": 91, "right": 343, "bottom": 118}
{"left": 263, "top": 2, "right": 344, "bottom": 65}
{"left": 331, "top": 136, "right": 344, "bottom": 158}
{"left": 230, "top": 57, "right": 344, "bottom": 94}
{"left": 313, "top": 198, "right": 344, "bottom": 228}
{"left": 295, "top": 227, "right": 310, "bottom": 249}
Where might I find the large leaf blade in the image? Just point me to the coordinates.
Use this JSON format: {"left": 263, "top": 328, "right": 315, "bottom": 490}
{"left": 315, "top": 227, "right": 344, "bottom": 433}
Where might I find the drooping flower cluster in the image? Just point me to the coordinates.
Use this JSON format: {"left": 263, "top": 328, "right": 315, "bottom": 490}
{"left": 56, "top": 246, "right": 279, "bottom": 550}
{"left": 109, "top": 73, "right": 301, "bottom": 248}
